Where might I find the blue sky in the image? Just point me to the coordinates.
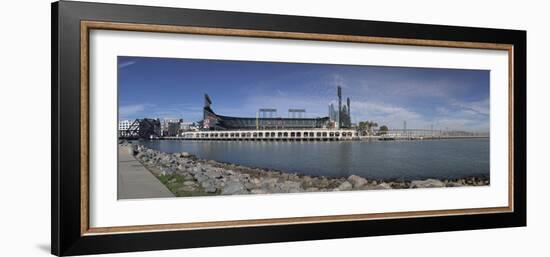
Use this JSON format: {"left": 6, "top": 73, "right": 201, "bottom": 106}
{"left": 118, "top": 56, "right": 490, "bottom": 132}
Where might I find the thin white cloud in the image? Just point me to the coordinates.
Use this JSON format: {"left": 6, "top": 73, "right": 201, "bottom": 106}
{"left": 119, "top": 103, "right": 204, "bottom": 122}
{"left": 118, "top": 60, "right": 137, "bottom": 69}
{"left": 350, "top": 100, "right": 423, "bottom": 128}
{"left": 450, "top": 98, "right": 490, "bottom": 116}
{"left": 436, "top": 106, "right": 450, "bottom": 114}
{"left": 330, "top": 74, "right": 349, "bottom": 89}
{"left": 119, "top": 103, "right": 152, "bottom": 118}
{"left": 215, "top": 94, "right": 329, "bottom": 119}
{"left": 349, "top": 99, "right": 489, "bottom": 132}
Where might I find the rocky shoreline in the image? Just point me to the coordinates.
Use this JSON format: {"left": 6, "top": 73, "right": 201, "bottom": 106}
{"left": 122, "top": 142, "right": 490, "bottom": 197}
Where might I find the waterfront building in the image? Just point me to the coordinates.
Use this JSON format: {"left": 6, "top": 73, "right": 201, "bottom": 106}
{"left": 118, "top": 118, "right": 161, "bottom": 139}
{"left": 180, "top": 121, "right": 194, "bottom": 131}
{"left": 161, "top": 119, "right": 184, "bottom": 137}
{"left": 181, "top": 128, "right": 358, "bottom": 141}
{"left": 118, "top": 120, "right": 133, "bottom": 137}
{"left": 118, "top": 120, "right": 133, "bottom": 130}
{"left": 166, "top": 122, "right": 181, "bottom": 137}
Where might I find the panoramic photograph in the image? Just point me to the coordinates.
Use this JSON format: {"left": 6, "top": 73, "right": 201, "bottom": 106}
{"left": 117, "top": 56, "right": 490, "bottom": 199}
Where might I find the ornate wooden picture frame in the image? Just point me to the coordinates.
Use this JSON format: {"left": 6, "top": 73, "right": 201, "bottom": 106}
{"left": 52, "top": 1, "right": 526, "bottom": 256}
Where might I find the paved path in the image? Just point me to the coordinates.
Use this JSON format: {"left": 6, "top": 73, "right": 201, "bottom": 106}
{"left": 118, "top": 146, "right": 174, "bottom": 199}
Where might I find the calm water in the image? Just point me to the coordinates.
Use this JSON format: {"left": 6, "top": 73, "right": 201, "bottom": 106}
{"left": 137, "top": 139, "right": 489, "bottom": 180}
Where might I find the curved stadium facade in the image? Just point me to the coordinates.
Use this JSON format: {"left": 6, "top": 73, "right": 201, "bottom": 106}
{"left": 202, "top": 94, "right": 330, "bottom": 130}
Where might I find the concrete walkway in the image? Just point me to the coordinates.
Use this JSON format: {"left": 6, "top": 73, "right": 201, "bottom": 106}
{"left": 118, "top": 146, "right": 174, "bottom": 199}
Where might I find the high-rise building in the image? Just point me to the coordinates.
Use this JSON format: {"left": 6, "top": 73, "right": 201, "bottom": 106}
{"left": 328, "top": 103, "right": 337, "bottom": 121}
{"left": 337, "top": 86, "right": 342, "bottom": 128}
{"left": 347, "top": 97, "right": 351, "bottom": 118}
{"left": 330, "top": 86, "right": 352, "bottom": 128}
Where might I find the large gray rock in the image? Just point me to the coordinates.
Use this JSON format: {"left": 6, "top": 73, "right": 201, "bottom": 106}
{"left": 279, "top": 181, "right": 302, "bottom": 192}
{"left": 347, "top": 175, "right": 367, "bottom": 189}
{"left": 446, "top": 181, "right": 464, "bottom": 187}
{"left": 251, "top": 178, "right": 261, "bottom": 186}
{"left": 301, "top": 176, "right": 314, "bottom": 187}
{"left": 315, "top": 178, "right": 330, "bottom": 188}
{"left": 224, "top": 170, "right": 236, "bottom": 176}
{"left": 183, "top": 181, "right": 197, "bottom": 186}
{"left": 204, "top": 169, "right": 223, "bottom": 179}
{"left": 195, "top": 174, "right": 209, "bottom": 183}
{"left": 190, "top": 166, "right": 202, "bottom": 174}
{"left": 202, "top": 183, "right": 217, "bottom": 193}
{"left": 244, "top": 182, "right": 257, "bottom": 190}
{"left": 374, "top": 182, "right": 392, "bottom": 190}
{"left": 337, "top": 181, "right": 353, "bottom": 191}
{"left": 179, "top": 185, "right": 198, "bottom": 192}
{"left": 159, "top": 156, "right": 173, "bottom": 166}
{"left": 476, "top": 180, "right": 487, "bottom": 186}
{"left": 200, "top": 179, "right": 215, "bottom": 188}
{"left": 179, "top": 152, "right": 191, "bottom": 158}
{"left": 237, "top": 173, "right": 251, "bottom": 181}
{"left": 160, "top": 167, "right": 176, "bottom": 176}
{"left": 200, "top": 176, "right": 221, "bottom": 193}
{"left": 135, "top": 152, "right": 148, "bottom": 161}
{"left": 410, "top": 179, "right": 446, "bottom": 188}
{"left": 221, "top": 181, "right": 247, "bottom": 195}
{"left": 365, "top": 182, "right": 392, "bottom": 190}
{"left": 260, "top": 178, "right": 279, "bottom": 188}
{"left": 250, "top": 189, "right": 267, "bottom": 194}
{"left": 135, "top": 151, "right": 146, "bottom": 159}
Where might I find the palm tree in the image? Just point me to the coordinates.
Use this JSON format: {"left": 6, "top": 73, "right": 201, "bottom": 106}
{"left": 370, "top": 122, "right": 378, "bottom": 134}
{"left": 358, "top": 121, "right": 368, "bottom": 136}
{"left": 358, "top": 121, "right": 379, "bottom": 136}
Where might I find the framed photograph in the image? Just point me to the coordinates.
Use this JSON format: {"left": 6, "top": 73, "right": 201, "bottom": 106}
{"left": 52, "top": 1, "right": 526, "bottom": 255}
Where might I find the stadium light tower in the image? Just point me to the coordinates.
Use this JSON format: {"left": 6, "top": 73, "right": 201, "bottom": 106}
{"left": 288, "top": 109, "right": 306, "bottom": 118}
{"left": 259, "top": 108, "right": 277, "bottom": 118}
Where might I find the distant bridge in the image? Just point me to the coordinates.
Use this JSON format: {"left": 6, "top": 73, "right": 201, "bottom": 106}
{"left": 379, "top": 129, "right": 489, "bottom": 138}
